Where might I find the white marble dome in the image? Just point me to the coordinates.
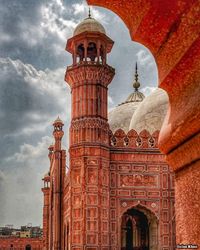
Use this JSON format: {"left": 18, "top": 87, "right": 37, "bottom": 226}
{"left": 109, "top": 65, "right": 145, "bottom": 133}
{"left": 129, "top": 88, "right": 169, "bottom": 133}
{"left": 74, "top": 17, "right": 106, "bottom": 36}
{"left": 109, "top": 102, "right": 141, "bottom": 133}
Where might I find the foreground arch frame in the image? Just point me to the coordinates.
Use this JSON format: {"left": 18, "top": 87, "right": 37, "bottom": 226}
{"left": 87, "top": 0, "right": 200, "bottom": 248}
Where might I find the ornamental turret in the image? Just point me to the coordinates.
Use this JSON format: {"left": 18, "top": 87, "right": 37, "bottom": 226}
{"left": 53, "top": 117, "right": 64, "bottom": 150}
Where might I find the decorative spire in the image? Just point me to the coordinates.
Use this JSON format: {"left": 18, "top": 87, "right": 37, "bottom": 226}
{"left": 133, "top": 62, "right": 140, "bottom": 91}
{"left": 118, "top": 62, "right": 145, "bottom": 105}
{"left": 88, "top": 7, "right": 91, "bottom": 18}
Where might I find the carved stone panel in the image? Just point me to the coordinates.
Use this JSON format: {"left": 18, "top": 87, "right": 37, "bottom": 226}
{"left": 86, "top": 234, "right": 98, "bottom": 245}
{"left": 120, "top": 174, "right": 158, "bottom": 187}
{"left": 87, "top": 194, "right": 98, "bottom": 205}
{"left": 87, "top": 207, "right": 98, "bottom": 218}
{"left": 72, "top": 168, "right": 81, "bottom": 186}
{"left": 87, "top": 167, "right": 98, "bottom": 185}
{"left": 73, "top": 195, "right": 82, "bottom": 207}
{"left": 87, "top": 220, "right": 98, "bottom": 231}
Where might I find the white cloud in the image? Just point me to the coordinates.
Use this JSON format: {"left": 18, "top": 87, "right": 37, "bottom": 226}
{"left": 91, "top": 8, "right": 106, "bottom": 22}
{"left": 108, "top": 95, "right": 114, "bottom": 105}
{"left": 41, "top": 2, "right": 77, "bottom": 41}
{"left": 141, "top": 86, "right": 156, "bottom": 96}
{"left": 73, "top": 3, "right": 86, "bottom": 15}
{"left": 136, "top": 49, "right": 154, "bottom": 67}
{"left": 7, "top": 136, "right": 52, "bottom": 163}
{"left": 73, "top": 2, "right": 105, "bottom": 20}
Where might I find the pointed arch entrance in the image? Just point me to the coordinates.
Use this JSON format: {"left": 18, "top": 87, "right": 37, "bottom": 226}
{"left": 25, "top": 245, "right": 31, "bottom": 250}
{"left": 121, "top": 205, "right": 158, "bottom": 250}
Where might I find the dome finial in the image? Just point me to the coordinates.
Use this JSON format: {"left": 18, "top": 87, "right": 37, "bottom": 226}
{"left": 88, "top": 7, "right": 91, "bottom": 18}
{"left": 135, "top": 62, "right": 138, "bottom": 82}
{"left": 133, "top": 62, "right": 140, "bottom": 91}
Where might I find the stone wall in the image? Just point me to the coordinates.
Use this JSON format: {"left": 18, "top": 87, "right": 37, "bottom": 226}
{"left": 0, "top": 237, "right": 43, "bottom": 250}
{"left": 109, "top": 139, "right": 175, "bottom": 249}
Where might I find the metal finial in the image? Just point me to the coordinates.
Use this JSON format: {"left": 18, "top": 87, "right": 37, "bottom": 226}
{"left": 88, "top": 7, "right": 91, "bottom": 18}
{"left": 135, "top": 62, "right": 138, "bottom": 82}
{"left": 133, "top": 62, "right": 140, "bottom": 91}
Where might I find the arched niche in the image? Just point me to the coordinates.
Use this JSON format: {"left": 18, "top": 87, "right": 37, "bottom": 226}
{"left": 25, "top": 245, "right": 31, "bottom": 250}
{"left": 76, "top": 43, "right": 85, "bottom": 62}
{"left": 87, "top": 42, "right": 97, "bottom": 61}
{"left": 120, "top": 204, "right": 159, "bottom": 250}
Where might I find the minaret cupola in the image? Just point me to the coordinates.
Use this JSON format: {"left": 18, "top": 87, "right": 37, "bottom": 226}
{"left": 66, "top": 10, "right": 114, "bottom": 66}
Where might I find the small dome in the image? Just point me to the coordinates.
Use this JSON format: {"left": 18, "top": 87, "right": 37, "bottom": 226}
{"left": 53, "top": 116, "right": 64, "bottom": 126}
{"left": 129, "top": 88, "right": 168, "bottom": 133}
{"left": 74, "top": 17, "right": 106, "bottom": 36}
{"left": 43, "top": 171, "right": 50, "bottom": 179}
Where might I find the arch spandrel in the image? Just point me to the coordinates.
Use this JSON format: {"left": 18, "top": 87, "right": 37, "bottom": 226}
{"left": 120, "top": 202, "right": 159, "bottom": 223}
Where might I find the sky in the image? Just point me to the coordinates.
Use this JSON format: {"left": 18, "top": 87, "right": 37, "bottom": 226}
{"left": 0, "top": 0, "right": 158, "bottom": 228}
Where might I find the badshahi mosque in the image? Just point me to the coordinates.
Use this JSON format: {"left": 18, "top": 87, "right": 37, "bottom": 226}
{"left": 0, "top": 13, "right": 175, "bottom": 250}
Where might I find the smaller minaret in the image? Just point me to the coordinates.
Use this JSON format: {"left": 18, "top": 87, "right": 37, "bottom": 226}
{"left": 41, "top": 172, "right": 50, "bottom": 250}
{"left": 53, "top": 117, "right": 64, "bottom": 151}
{"left": 52, "top": 117, "right": 64, "bottom": 250}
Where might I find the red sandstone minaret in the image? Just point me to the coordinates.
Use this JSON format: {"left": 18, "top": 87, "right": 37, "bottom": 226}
{"left": 65, "top": 11, "right": 115, "bottom": 249}
{"left": 47, "top": 144, "right": 54, "bottom": 250}
{"left": 41, "top": 172, "right": 50, "bottom": 250}
{"left": 51, "top": 117, "right": 65, "bottom": 250}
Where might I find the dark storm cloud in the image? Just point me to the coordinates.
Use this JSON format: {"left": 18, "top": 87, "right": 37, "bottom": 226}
{"left": 0, "top": 1, "right": 43, "bottom": 65}
{"left": 0, "top": 58, "right": 61, "bottom": 134}
{"left": 0, "top": 57, "right": 70, "bottom": 164}
{"left": 0, "top": 0, "right": 76, "bottom": 70}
